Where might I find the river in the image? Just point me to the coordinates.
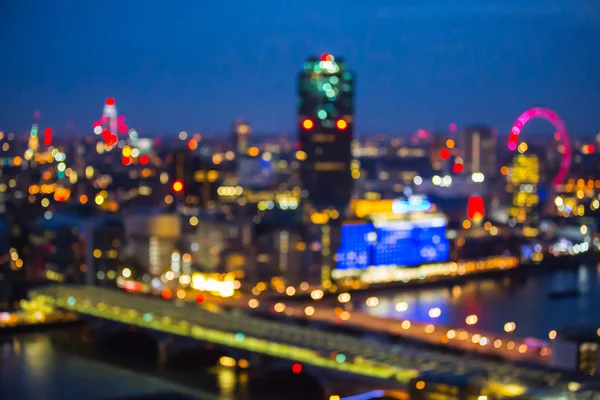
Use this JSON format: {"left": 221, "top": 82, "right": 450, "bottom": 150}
{"left": 0, "top": 330, "right": 248, "bottom": 400}
{"left": 354, "top": 263, "right": 600, "bottom": 339}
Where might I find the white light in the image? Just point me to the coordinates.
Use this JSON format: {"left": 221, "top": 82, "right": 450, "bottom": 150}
{"left": 413, "top": 176, "right": 423, "bottom": 185}
{"left": 442, "top": 175, "right": 452, "bottom": 187}
{"left": 432, "top": 175, "right": 441, "bottom": 185}
{"left": 471, "top": 172, "right": 485, "bottom": 183}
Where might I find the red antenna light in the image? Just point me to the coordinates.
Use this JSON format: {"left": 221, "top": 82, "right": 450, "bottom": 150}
{"left": 172, "top": 180, "right": 184, "bottom": 193}
{"left": 44, "top": 128, "right": 53, "bottom": 136}
{"left": 302, "top": 119, "right": 314, "bottom": 130}
{"left": 44, "top": 137, "right": 52, "bottom": 146}
{"left": 106, "top": 97, "right": 115, "bottom": 106}
{"left": 336, "top": 119, "right": 348, "bottom": 130}
{"left": 320, "top": 54, "right": 334, "bottom": 62}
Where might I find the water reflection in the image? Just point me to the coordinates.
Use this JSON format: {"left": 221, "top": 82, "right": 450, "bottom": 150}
{"left": 355, "top": 264, "right": 600, "bottom": 339}
{"left": 0, "top": 333, "right": 236, "bottom": 400}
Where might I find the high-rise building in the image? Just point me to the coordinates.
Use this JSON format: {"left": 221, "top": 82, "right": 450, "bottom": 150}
{"left": 232, "top": 119, "right": 251, "bottom": 155}
{"left": 298, "top": 54, "right": 354, "bottom": 212}
{"left": 506, "top": 153, "right": 540, "bottom": 223}
{"left": 460, "top": 126, "right": 497, "bottom": 179}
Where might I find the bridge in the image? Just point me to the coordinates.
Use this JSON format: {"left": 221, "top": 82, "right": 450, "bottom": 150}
{"left": 29, "top": 285, "right": 598, "bottom": 399}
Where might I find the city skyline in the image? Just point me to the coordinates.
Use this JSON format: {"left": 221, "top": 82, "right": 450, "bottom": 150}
{"left": 1, "top": 1, "right": 599, "bottom": 137}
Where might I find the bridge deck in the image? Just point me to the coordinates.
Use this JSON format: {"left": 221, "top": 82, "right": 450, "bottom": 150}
{"left": 28, "top": 285, "right": 594, "bottom": 398}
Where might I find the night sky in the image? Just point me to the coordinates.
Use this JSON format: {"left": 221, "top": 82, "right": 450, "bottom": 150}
{"left": 1, "top": 1, "right": 599, "bottom": 137}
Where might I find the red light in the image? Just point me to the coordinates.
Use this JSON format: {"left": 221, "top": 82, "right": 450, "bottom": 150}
{"left": 139, "top": 155, "right": 149, "bottom": 165}
{"left": 44, "top": 128, "right": 53, "bottom": 136}
{"left": 93, "top": 121, "right": 102, "bottom": 128}
{"left": 291, "top": 363, "right": 302, "bottom": 374}
{"left": 187, "top": 139, "right": 198, "bottom": 150}
{"left": 172, "top": 181, "right": 184, "bottom": 192}
{"left": 102, "top": 129, "right": 111, "bottom": 139}
{"left": 119, "top": 124, "right": 128, "bottom": 133}
{"left": 106, "top": 97, "right": 115, "bottom": 106}
{"left": 161, "top": 289, "right": 172, "bottom": 300}
{"left": 449, "top": 123, "right": 458, "bottom": 133}
{"left": 440, "top": 148, "right": 450, "bottom": 160}
{"left": 196, "top": 293, "right": 205, "bottom": 303}
{"left": 124, "top": 281, "right": 135, "bottom": 291}
{"left": 43, "top": 137, "right": 52, "bottom": 146}
{"left": 302, "top": 119, "right": 314, "bottom": 130}
{"left": 452, "top": 163, "right": 464, "bottom": 173}
{"left": 117, "top": 115, "right": 125, "bottom": 124}
{"left": 336, "top": 119, "right": 348, "bottom": 130}
{"left": 588, "top": 144, "right": 595, "bottom": 153}
{"left": 105, "top": 134, "right": 117, "bottom": 147}
{"left": 34, "top": 110, "right": 41, "bottom": 120}
{"left": 467, "top": 196, "right": 485, "bottom": 220}
{"left": 100, "top": 115, "right": 109, "bottom": 124}
{"left": 121, "top": 156, "right": 131, "bottom": 165}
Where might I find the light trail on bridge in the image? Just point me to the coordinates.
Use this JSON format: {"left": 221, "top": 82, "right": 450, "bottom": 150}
{"left": 29, "top": 285, "right": 591, "bottom": 398}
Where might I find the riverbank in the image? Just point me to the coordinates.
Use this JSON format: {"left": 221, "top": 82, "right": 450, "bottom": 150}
{"left": 273, "top": 252, "right": 597, "bottom": 301}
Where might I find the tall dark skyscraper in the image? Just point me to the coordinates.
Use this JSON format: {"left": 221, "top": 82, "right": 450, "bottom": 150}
{"left": 232, "top": 119, "right": 251, "bottom": 156}
{"left": 298, "top": 54, "right": 354, "bottom": 212}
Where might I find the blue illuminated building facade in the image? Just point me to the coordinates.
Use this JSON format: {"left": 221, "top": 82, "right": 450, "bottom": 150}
{"left": 336, "top": 198, "right": 450, "bottom": 270}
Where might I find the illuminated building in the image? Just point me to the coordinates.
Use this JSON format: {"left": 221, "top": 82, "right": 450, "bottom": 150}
{"left": 506, "top": 154, "right": 540, "bottom": 223}
{"left": 460, "top": 126, "right": 496, "bottom": 178}
{"left": 170, "top": 150, "right": 220, "bottom": 207}
{"left": 0, "top": 216, "right": 8, "bottom": 270}
{"left": 430, "top": 133, "right": 450, "bottom": 171}
{"left": 298, "top": 54, "right": 354, "bottom": 211}
{"left": 551, "top": 327, "right": 600, "bottom": 376}
{"left": 232, "top": 119, "right": 251, "bottom": 155}
{"left": 123, "top": 213, "right": 181, "bottom": 276}
{"left": 193, "top": 216, "right": 253, "bottom": 275}
{"left": 336, "top": 196, "right": 450, "bottom": 271}
{"left": 28, "top": 213, "right": 88, "bottom": 284}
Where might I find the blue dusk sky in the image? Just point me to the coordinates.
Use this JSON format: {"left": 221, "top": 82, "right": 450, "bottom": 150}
{"left": 0, "top": 0, "right": 599, "bottom": 138}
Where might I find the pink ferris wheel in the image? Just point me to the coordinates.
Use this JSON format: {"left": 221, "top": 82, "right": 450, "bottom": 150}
{"left": 507, "top": 107, "right": 572, "bottom": 186}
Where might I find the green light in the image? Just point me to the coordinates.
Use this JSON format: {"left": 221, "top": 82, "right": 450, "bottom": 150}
{"left": 330, "top": 76, "right": 339, "bottom": 84}
{"left": 143, "top": 313, "right": 152, "bottom": 322}
{"left": 318, "top": 110, "right": 327, "bottom": 120}
{"left": 67, "top": 296, "right": 76, "bottom": 306}
{"left": 313, "top": 65, "right": 322, "bottom": 73}
{"left": 336, "top": 353, "right": 346, "bottom": 363}
{"left": 235, "top": 332, "right": 245, "bottom": 342}
{"left": 323, "top": 83, "right": 332, "bottom": 91}
{"left": 57, "top": 171, "right": 65, "bottom": 179}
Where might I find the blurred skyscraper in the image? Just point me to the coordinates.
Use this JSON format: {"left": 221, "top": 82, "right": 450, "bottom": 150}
{"left": 232, "top": 119, "right": 251, "bottom": 156}
{"left": 298, "top": 54, "right": 354, "bottom": 212}
{"left": 460, "top": 125, "right": 497, "bottom": 179}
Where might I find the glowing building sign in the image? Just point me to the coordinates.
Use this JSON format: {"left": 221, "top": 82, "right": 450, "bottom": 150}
{"left": 353, "top": 196, "right": 433, "bottom": 218}
{"left": 336, "top": 215, "right": 449, "bottom": 270}
{"left": 391, "top": 196, "right": 432, "bottom": 214}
